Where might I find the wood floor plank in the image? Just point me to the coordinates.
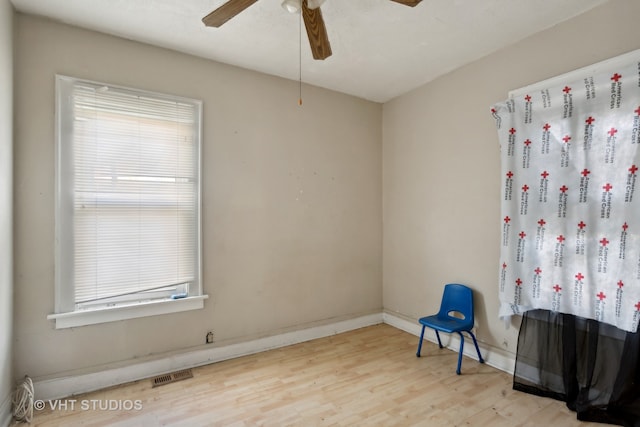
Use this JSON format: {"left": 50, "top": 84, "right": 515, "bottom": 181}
{"left": 28, "top": 324, "right": 601, "bottom": 426}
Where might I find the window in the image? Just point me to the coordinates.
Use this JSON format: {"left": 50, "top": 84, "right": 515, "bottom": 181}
{"left": 50, "top": 75, "right": 206, "bottom": 328}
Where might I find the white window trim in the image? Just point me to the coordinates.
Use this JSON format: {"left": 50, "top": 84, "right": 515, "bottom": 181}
{"left": 47, "top": 295, "right": 209, "bottom": 329}
{"left": 51, "top": 75, "right": 207, "bottom": 328}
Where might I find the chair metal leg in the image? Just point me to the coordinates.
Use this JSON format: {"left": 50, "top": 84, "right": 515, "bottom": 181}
{"left": 468, "top": 331, "right": 484, "bottom": 363}
{"left": 435, "top": 330, "right": 443, "bottom": 349}
{"left": 456, "top": 331, "right": 465, "bottom": 375}
{"left": 416, "top": 325, "right": 426, "bottom": 357}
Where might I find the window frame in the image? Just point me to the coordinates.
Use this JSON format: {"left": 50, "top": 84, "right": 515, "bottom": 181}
{"left": 49, "top": 75, "right": 207, "bottom": 329}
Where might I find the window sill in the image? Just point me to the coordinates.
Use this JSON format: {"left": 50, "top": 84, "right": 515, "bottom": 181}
{"left": 47, "top": 295, "right": 209, "bottom": 329}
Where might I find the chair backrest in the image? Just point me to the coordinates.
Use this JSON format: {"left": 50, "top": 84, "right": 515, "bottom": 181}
{"left": 438, "top": 283, "right": 474, "bottom": 328}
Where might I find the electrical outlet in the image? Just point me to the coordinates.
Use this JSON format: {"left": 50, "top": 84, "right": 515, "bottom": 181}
{"left": 206, "top": 331, "right": 214, "bottom": 344}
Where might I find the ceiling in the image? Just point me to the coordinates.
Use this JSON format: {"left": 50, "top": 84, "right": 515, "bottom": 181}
{"left": 10, "top": 0, "right": 607, "bottom": 103}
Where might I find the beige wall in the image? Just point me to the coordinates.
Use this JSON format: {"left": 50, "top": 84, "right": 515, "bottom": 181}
{"left": 0, "top": 0, "right": 13, "bottom": 417}
{"left": 383, "top": 0, "right": 640, "bottom": 355}
{"left": 13, "top": 14, "right": 382, "bottom": 381}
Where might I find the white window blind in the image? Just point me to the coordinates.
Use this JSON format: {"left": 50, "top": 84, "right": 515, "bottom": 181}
{"left": 54, "top": 75, "right": 202, "bottom": 320}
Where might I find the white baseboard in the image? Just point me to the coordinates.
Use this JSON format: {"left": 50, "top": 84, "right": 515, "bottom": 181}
{"left": 382, "top": 312, "right": 516, "bottom": 375}
{"left": 34, "top": 311, "right": 516, "bottom": 401}
{"left": 1, "top": 392, "right": 11, "bottom": 427}
{"left": 34, "top": 313, "right": 384, "bottom": 400}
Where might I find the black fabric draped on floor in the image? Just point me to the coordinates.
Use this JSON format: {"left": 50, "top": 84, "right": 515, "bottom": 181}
{"left": 513, "top": 309, "right": 640, "bottom": 426}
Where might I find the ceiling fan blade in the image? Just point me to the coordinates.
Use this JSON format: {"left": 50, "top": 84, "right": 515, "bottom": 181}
{"left": 302, "top": 0, "right": 332, "bottom": 60}
{"left": 389, "top": 0, "right": 422, "bottom": 6}
{"left": 202, "top": 0, "right": 258, "bottom": 27}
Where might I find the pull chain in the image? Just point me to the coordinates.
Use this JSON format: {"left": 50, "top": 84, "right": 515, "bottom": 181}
{"left": 298, "top": 5, "right": 302, "bottom": 106}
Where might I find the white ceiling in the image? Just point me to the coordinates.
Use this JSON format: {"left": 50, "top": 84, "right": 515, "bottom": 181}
{"left": 10, "top": 0, "right": 607, "bottom": 103}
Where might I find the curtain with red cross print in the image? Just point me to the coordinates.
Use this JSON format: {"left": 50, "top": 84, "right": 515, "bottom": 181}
{"left": 492, "top": 53, "right": 640, "bottom": 333}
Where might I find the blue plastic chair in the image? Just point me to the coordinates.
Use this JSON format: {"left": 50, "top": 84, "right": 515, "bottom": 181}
{"left": 416, "top": 283, "right": 484, "bottom": 374}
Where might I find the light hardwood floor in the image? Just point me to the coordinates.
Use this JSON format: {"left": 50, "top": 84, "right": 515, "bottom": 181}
{"left": 27, "top": 324, "right": 600, "bottom": 426}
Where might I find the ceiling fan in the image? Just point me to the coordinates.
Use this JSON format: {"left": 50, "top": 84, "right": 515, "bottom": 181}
{"left": 202, "top": 0, "right": 422, "bottom": 60}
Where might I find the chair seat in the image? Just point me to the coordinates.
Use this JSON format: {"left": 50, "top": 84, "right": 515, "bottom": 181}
{"left": 419, "top": 315, "right": 472, "bottom": 334}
